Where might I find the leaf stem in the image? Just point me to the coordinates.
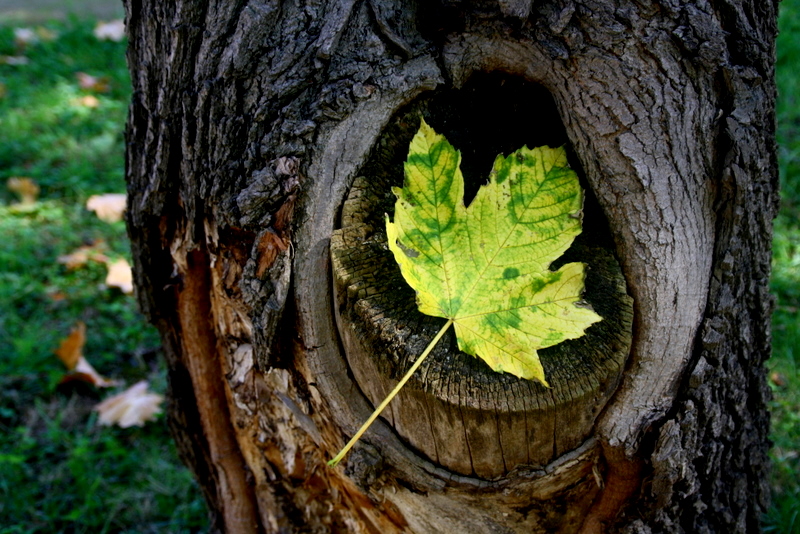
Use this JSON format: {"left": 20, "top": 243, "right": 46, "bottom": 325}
{"left": 328, "top": 318, "right": 454, "bottom": 467}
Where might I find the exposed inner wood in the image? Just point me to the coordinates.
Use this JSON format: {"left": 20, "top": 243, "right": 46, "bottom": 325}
{"left": 177, "top": 249, "right": 259, "bottom": 534}
{"left": 330, "top": 80, "right": 634, "bottom": 478}
{"left": 577, "top": 442, "right": 644, "bottom": 533}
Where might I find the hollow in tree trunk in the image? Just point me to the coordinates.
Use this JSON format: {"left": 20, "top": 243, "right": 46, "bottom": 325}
{"left": 124, "top": 0, "right": 777, "bottom": 532}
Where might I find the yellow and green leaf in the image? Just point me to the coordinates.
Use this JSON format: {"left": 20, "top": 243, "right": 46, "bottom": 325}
{"left": 386, "top": 120, "right": 601, "bottom": 385}
{"left": 328, "top": 120, "right": 601, "bottom": 467}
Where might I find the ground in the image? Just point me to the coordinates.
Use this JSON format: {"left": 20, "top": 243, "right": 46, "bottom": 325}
{"left": 0, "top": 0, "right": 123, "bottom": 23}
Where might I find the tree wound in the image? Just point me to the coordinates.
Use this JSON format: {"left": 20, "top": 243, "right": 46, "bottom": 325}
{"left": 331, "top": 74, "right": 633, "bottom": 479}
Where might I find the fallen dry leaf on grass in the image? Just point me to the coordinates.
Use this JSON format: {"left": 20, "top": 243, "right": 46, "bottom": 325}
{"left": 75, "top": 72, "right": 110, "bottom": 93}
{"left": 94, "top": 381, "right": 163, "bottom": 428}
{"left": 72, "top": 95, "right": 100, "bottom": 108}
{"left": 770, "top": 372, "right": 788, "bottom": 388}
{"left": 56, "top": 238, "right": 134, "bottom": 293}
{"left": 54, "top": 321, "right": 86, "bottom": 369}
{"left": 13, "top": 27, "right": 37, "bottom": 48}
{"left": 45, "top": 287, "right": 67, "bottom": 302}
{"left": 7, "top": 177, "right": 39, "bottom": 205}
{"left": 86, "top": 193, "right": 126, "bottom": 222}
{"left": 57, "top": 241, "right": 110, "bottom": 270}
{"left": 93, "top": 20, "right": 125, "bottom": 42}
{"left": 54, "top": 322, "right": 121, "bottom": 388}
{"left": 0, "top": 56, "right": 29, "bottom": 66}
{"left": 57, "top": 248, "right": 92, "bottom": 270}
{"left": 12, "top": 27, "right": 56, "bottom": 48}
{"left": 105, "top": 258, "right": 134, "bottom": 294}
{"left": 71, "top": 358, "right": 122, "bottom": 388}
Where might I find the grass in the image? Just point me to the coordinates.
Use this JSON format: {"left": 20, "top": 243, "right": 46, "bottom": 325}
{"left": 768, "top": 216, "right": 800, "bottom": 533}
{"left": 0, "top": 18, "right": 206, "bottom": 533}
{"left": 0, "top": 7, "right": 798, "bottom": 534}
{"left": 766, "top": 0, "right": 800, "bottom": 530}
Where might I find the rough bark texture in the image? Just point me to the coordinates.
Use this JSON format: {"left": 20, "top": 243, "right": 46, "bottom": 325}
{"left": 124, "top": 0, "right": 777, "bottom": 532}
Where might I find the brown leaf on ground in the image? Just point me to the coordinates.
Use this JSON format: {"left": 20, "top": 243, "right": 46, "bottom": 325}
{"left": 59, "top": 366, "right": 121, "bottom": 389}
{"left": 75, "top": 72, "right": 110, "bottom": 93}
{"left": 72, "top": 95, "right": 100, "bottom": 108}
{"left": 54, "top": 322, "right": 86, "bottom": 369}
{"left": 57, "top": 248, "right": 92, "bottom": 270}
{"left": 770, "top": 372, "right": 788, "bottom": 388}
{"left": 73, "top": 356, "right": 122, "bottom": 388}
{"left": 105, "top": 258, "right": 134, "bottom": 294}
{"left": 46, "top": 288, "right": 67, "bottom": 302}
{"left": 54, "top": 322, "right": 122, "bottom": 388}
{"left": 57, "top": 241, "right": 110, "bottom": 270}
{"left": 94, "top": 381, "right": 163, "bottom": 428}
{"left": 7, "top": 177, "right": 40, "bottom": 205}
{"left": 86, "top": 193, "right": 126, "bottom": 222}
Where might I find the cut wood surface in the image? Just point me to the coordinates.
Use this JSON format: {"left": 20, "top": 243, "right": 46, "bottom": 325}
{"left": 330, "top": 101, "right": 634, "bottom": 477}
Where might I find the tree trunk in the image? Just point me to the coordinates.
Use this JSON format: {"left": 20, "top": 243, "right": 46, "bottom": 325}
{"left": 124, "top": 0, "right": 777, "bottom": 532}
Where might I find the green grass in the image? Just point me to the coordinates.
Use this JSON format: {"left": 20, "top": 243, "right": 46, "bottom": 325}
{"left": 768, "top": 217, "right": 800, "bottom": 533}
{"left": 765, "top": 0, "right": 800, "bottom": 531}
{"left": 0, "top": 18, "right": 207, "bottom": 533}
{"left": 0, "top": 7, "right": 798, "bottom": 533}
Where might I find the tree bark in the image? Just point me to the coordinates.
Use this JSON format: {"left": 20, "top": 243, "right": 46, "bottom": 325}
{"left": 124, "top": 0, "right": 777, "bottom": 532}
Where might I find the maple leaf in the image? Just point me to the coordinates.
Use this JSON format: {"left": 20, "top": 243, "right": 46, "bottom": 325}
{"left": 328, "top": 121, "right": 601, "bottom": 467}
{"left": 94, "top": 381, "right": 163, "bottom": 428}
{"left": 388, "top": 120, "right": 601, "bottom": 384}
